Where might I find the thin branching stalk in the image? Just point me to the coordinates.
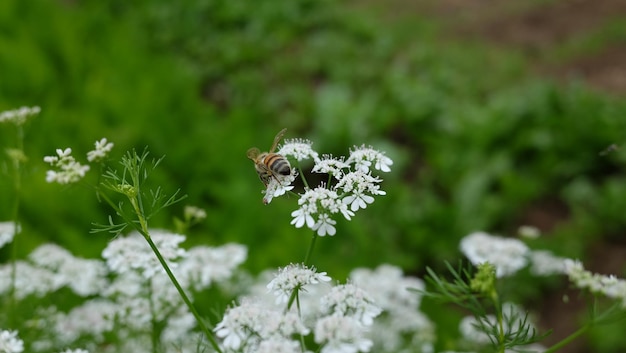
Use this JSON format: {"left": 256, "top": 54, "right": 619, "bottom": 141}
{"left": 543, "top": 325, "right": 589, "bottom": 353}
{"left": 94, "top": 149, "right": 223, "bottom": 353}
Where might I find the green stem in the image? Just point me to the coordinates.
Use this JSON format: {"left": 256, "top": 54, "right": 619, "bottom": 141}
{"left": 490, "top": 289, "right": 505, "bottom": 353}
{"left": 303, "top": 231, "right": 318, "bottom": 266}
{"left": 543, "top": 325, "right": 589, "bottom": 353}
{"left": 297, "top": 163, "right": 309, "bottom": 189}
{"left": 130, "top": 197, "right": 222, "bottom": 353}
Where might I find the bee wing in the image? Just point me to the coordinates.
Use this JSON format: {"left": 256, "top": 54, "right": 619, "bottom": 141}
{"left": 269, "top": 128, "right": 287, "bottom": 153}
{"left": 247, "top": 147, "right": 261, "bottom": 161}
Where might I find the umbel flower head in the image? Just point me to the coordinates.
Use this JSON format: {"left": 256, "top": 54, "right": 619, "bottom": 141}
{"left": 102, "top": 229, "right": 187, "bottom": 279}
{"left": 266, "top": 263, "right": 331, "bottom": 304}
{"left": 0, "top": 106, "right": 40, "bottom": 125}
{"left": 254, "top": 133, "right": 392, "bottom": 236}
{"left": 44, "top": 138, "right": 114, "bottom": 184}
{"left": 44, "top": 148, "right": 90, "bottom": 184}
{"left": 0, "top": 222, "right": 20, "bottom": 249}
{"left": 0, "top": 329, "right": 24, "bottom": 353}
{"left": 564, "top": 259, "right": 626, "bottom": 307}
{"left": 460, "top": 231, "right": 529, "bottom": 277}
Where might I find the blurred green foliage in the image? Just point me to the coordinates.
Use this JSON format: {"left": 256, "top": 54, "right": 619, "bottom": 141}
{"left": 2, "top": 0, "right": 626, "bottom": 350}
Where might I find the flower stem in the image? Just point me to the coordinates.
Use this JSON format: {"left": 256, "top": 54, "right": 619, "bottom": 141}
{"left": 543, "top": 325, "right": 589, "bottom": 353}
{"left": 492, "top": 291, "right": 505, "bottom": 353}
{"left": 129, "top": 196, "right": 223, "bottom": 353}
{"left": 303, "top": 231, "right": 318, "bottom": 266}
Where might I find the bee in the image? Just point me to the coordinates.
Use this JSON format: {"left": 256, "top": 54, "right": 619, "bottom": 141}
{"left": 247, "top": 128, "right": 292, "bottom": 186}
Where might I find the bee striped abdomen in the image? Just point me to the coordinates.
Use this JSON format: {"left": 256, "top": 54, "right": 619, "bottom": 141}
{"left": 264, "top": 153, "right": 291, "bottom": 175}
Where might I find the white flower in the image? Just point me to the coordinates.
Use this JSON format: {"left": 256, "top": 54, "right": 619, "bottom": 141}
{"left": 290, "top": 187, "right": 354, "bottom": 235}
{"left": 0, "top": 330, "right": 24, "bottom": 353}
{"left": 320, "top": 284, "right": 382, "bottom": 326}
{"left": 266, "top": 263, "right": 331, "bottom": 304}
{"left": 102, "top": 229, "right": 187, "bottom": 279}
{"left": 312, "top": 155, "right": 350, "bottom": 180}
{"left": 215, "top": 300, "right": 309, "bottom": 350}
{"left": 529, "top": 250, "right": 567, "bottom": 276}
{"left": 335, "top": 171, "right": 386, "bottom": 212}
{"left": 86, "top": 138, "right": 114, "bottom": 162}
{"left": 278, "top": 138, "right": 319, "bottom": 162}
{"left": 349, "top": 265, "right": 434, "bottom": 351}
{"left": 263, "top": 168, "right": 297, "bottom": 205}
{"left": 564, "top": 259, "right": 626, "bottom": 307}
{"left": 312, "top": 213, "right": 337, "bottom": 236}
{"left": 161, "top": 306, "right": 197, "bottom": 345}
{"left": 183, "top": 205, "right": 207, "bottom": 221}
{"left": 53, "top": 300, "right": 117, "bottom": 344}
{"left": 29, "top": 244, "right": 108, "bottom": 296}
{"left": 44, "top": 148, "right": 90, "bottom": 184}
{"left": 460, "top": 231, "right": 529, "bottom": 277}
{"left": 177, "top": 243, "right": 247, "bottom": 290}
{"left": 291, "top": 205, "right": 316, "bottom": 228}
{"left": 0, "top": 222, "right": 20, "bottom": 249}
{"left": 257, "top": 337, "right": 303, "bottom": 353}
{"left": 518, "top": 225, "right": 541, "bottom": 239}
{"left": 213, "top": 304, "right": 249, "bottom": 349}
{"left": 314, "top": 315, "right": 373, "bottom": 353}
{"left": 0, "top": 261, "right": 62, "bottom": 298}
{"left": 0, "top": 106, "right": 40, "bottom": 125}
{"left": 346, "top": 145, "right": 393, "bottom": 173}
{"left": 350, "top": 264, "right": 425, "bottom": 310}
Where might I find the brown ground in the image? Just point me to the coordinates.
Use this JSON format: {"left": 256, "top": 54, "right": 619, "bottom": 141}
{"left": 421, "top": 0, "right": 626, "bottom": 96}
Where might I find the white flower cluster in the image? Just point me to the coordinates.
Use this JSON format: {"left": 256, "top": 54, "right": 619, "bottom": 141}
{"left": 319, "top": 283, "right": 382, "bottom": 326}
{"left": 350, "top": 264, "right": 434, "bottom": 352}
{"left": 178, "top": 243, "right": 248, "bottom": 290}
{"left": 0, "top": 244, "right": 107, "bottom": 299}
{"left": 217, "top": 264, "right": 383, "bottom": 353}
{"left": 44, "top": 138, "right": 114, "bottom": 184}
{"left": 13, "top": 229, "right": 248, "bottom": 352}
{"left": 266, "top": 263, "right": 331, "bottom": 304}
{"left": 44, "top": 148, "right": 91, "bottom": 184}
{"left": 278, "top": 138, "right": 320, "bottom": 162}
{"left": 86, "top": 138, "right": 114, "bottom": 162}
{"left": 102, "top": 229, "right": 187, "bottom": 279}
{"left": 183, "top": 205, "right": 207, "bottom": 221}
{"left": 290, "top": 187, "right": 354, "bottom": 236}
{"left": 262, "top": 169, "right": 297, "bottom": 205}
{"left": 460, "top": 231, "right": 530, "bottom": 277}
{"left": 268, "top": 139, "right": 392, "bottom": 236}
{"left": 215, "top": 300, "right": 310, "bottom": 352}
{"left": 564, "top": 259, "right": 626, "bottom": 307}
{"left": 528, "top": 250, "right": 567, "bottom": 276}
{"left": 0, "top": 222, "right": 20, "bottom": 249}
{"left": 0, "top": 106, "right": 40, "bottom": 125}
{"left": 0, "top": 329, "right": 24, "bottom": 353}
{"left": 29, "top": 244, "right": 108, "bottom": 296}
